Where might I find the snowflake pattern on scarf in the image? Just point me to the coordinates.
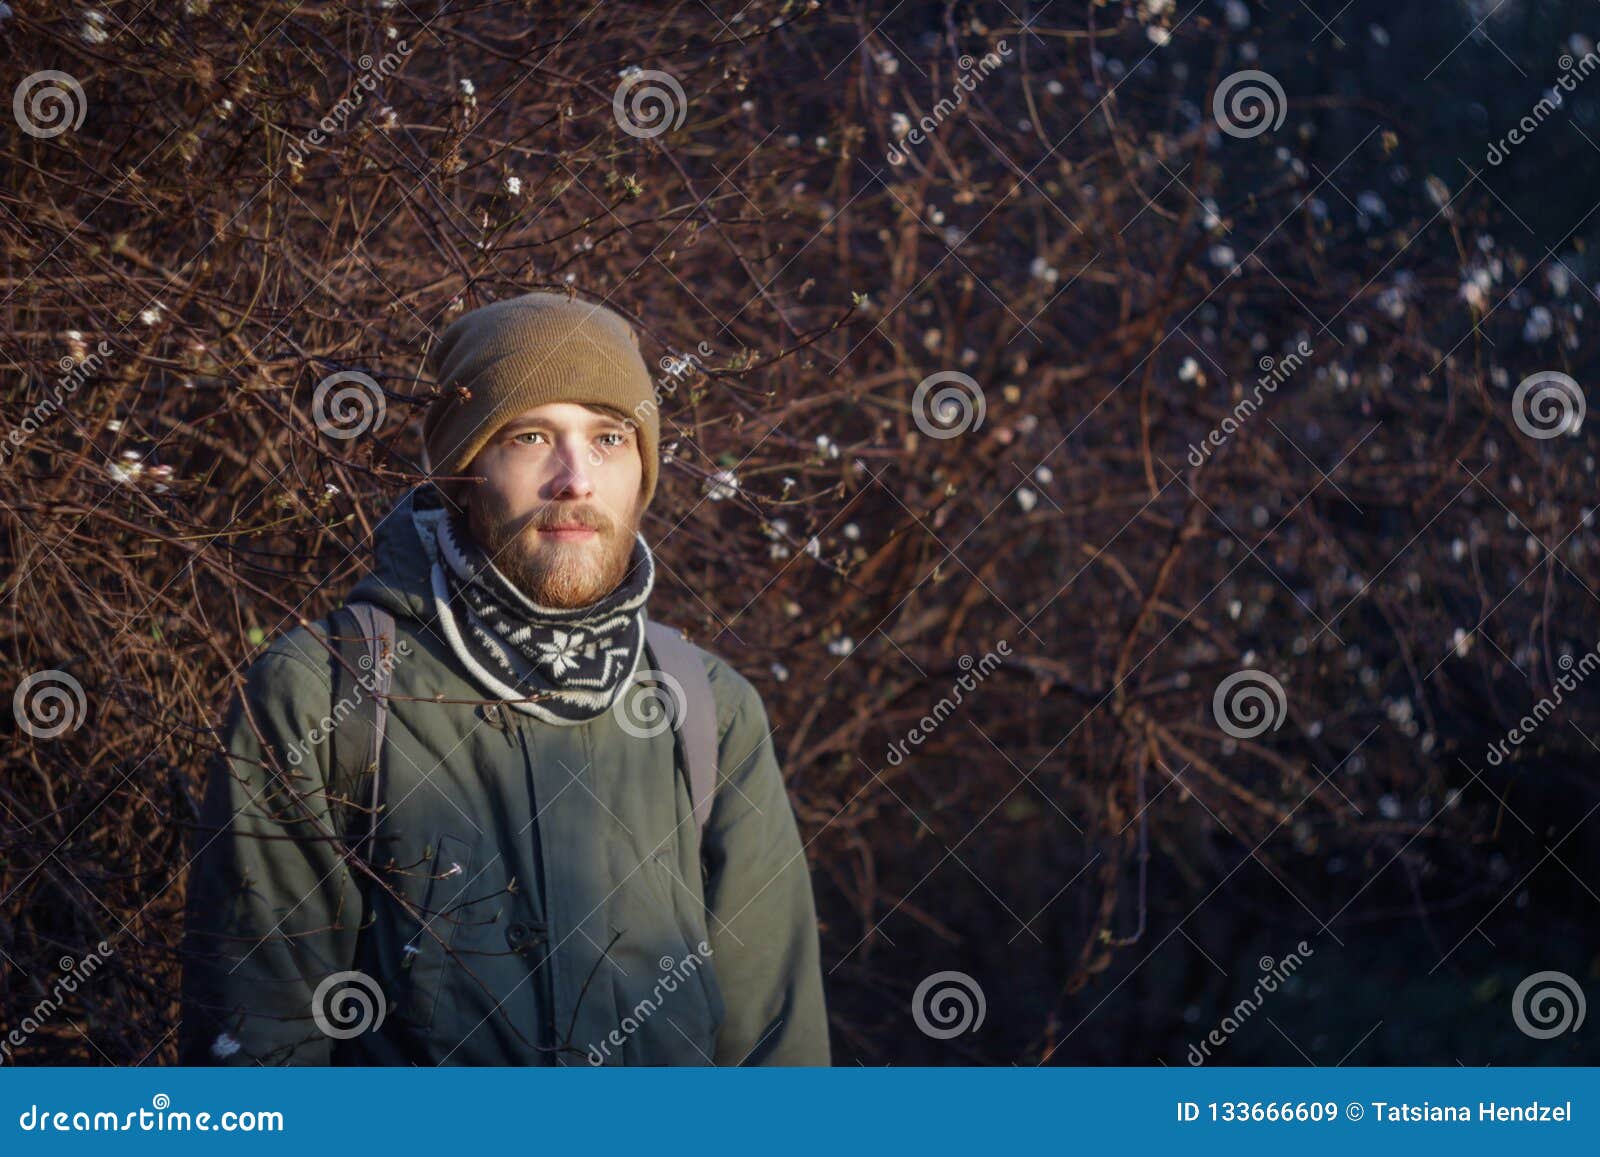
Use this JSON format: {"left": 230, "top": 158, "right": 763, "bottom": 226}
{"left": 410, "top": 485, "right": 654, "bottom": 724}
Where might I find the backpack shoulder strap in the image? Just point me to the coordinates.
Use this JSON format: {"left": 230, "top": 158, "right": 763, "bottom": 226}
{"left": 643, "top": 620, "right": 718, "bottom": 834}
{"left": 327, "top": 600, "right": 396, "bottom": 865}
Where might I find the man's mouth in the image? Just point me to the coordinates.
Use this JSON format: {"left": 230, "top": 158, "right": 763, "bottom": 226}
{"left": 535, "top": 520, "right": 602, "bottom": 541}
{"left": 541, "top": 526, "right": 597, "bottom": 540}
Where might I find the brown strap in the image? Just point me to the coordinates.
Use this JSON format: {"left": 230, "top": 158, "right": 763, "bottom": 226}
{"left": 644, "top": 620, "right": 719, "bottom": 834}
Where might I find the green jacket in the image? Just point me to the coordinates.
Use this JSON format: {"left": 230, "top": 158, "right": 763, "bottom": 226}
{"left": 178, "top": 488, "right": 830, "bottom": 1066}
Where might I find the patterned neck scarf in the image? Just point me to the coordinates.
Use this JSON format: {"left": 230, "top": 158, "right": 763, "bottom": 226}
{"left": 410, "top": 485, "right": 654, "bottom": 724}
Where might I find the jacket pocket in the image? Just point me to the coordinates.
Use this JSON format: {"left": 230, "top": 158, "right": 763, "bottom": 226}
{"left": 397, "top": 831, "right": 477, "bottom": 1032}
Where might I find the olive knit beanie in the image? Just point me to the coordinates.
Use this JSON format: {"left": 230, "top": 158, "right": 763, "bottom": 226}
{"left": 421, "top": 292, "right": 660, "bottom": 509}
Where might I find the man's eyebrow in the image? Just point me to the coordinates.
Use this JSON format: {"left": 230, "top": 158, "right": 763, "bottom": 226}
{"left": 500, "top": 412, "right": 632, "bottom": 434}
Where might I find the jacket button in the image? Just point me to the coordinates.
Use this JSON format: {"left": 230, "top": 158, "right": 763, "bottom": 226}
{"left": 506, "top": 920, "right": 547, "bottom": 950}
{"left": 481, "top": 702, "right": 506, "bottom": 729}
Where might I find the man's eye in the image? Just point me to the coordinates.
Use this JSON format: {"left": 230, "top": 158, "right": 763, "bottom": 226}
{"left": 597, "top": 432, "right": 626, "bottom": 448}
{"left": 513, "top": 431, "right": 547, "bottom": 445}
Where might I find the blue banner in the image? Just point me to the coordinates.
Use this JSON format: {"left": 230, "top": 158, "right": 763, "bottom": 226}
{"left": 2, "top": 1067, "right": 1595, "bottom": 1154}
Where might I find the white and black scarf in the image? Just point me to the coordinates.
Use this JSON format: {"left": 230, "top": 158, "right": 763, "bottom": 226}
{"left": 410, "top": 485, "right": 654, "bottom": 724}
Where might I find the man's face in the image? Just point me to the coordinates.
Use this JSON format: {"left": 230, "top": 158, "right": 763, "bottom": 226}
{"left": 457, "top": 402, "right": 644, "bottom": 608}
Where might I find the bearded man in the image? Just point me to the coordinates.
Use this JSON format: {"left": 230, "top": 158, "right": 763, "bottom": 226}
{"left": 179, "top": 292, "right": 830, "bottom": 1066}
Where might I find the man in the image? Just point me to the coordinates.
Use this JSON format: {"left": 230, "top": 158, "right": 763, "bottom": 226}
{"left": 179, "top": 292, "right": 830, "bottom": 1066}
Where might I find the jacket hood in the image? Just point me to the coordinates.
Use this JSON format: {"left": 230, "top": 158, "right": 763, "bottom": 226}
{"left": 345, "top": 485, "right": 437, "bottom": 623}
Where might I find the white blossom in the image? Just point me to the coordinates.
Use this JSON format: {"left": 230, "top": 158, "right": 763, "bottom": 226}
{"left": 704, "top": 469, "right": 739, "bottom": 501}
{"left": 1522, "top": 306, "right": 1554, "bottom": 343}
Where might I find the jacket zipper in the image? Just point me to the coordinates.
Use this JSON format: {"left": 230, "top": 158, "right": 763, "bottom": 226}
{"left": 511, "top": 719, "right": 560, "bottom": 1062}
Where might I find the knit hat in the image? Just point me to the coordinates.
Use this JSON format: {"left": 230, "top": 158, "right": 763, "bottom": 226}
{"left": 421, "top": 292, "right": 660, "bottom": 509}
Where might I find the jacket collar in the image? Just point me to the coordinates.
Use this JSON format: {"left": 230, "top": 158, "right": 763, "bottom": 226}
{"left": 344, "top": 486, "right": 438, "bottom": 623}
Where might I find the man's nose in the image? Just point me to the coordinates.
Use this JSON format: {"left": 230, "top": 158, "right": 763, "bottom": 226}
{"left": 549, "top": 440, "right": 595, "bottom": 498}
